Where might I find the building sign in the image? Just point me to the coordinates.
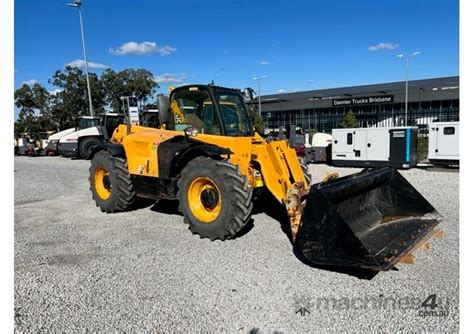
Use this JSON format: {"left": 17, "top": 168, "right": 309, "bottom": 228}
{"left": 332, "top": 95, "right": 394, "bottom": 107}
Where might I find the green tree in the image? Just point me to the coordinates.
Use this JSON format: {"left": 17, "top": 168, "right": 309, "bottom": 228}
{"left": 127, "top": 68, "right": 158, "bottom": 104}
{"left": 48, "top": 66, "right": 105, "bottom": 127}
{"left": 248, "top": 104, "right": 266, "bottom": 133}
{"left": 14, "top": 83, "right": 50, "bottom": 134}
{"left": 101, "top": 68, "right": 128, "bottom": 113}
{"left": 101, "top": 68, "right": 157, "bottom": 113}
{"left": 340, "top": 110, "right": 359, "bottom": 128}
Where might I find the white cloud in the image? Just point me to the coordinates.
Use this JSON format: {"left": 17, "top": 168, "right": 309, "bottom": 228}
{"left": 260, "top": 60, "right": 270, "bottom": 65}
{"left": 110, "top": 41, "right": 176, "bottom": 56}
{"left": 66, "top": 59, "right": 108, "bottom": 69}
{"left": 153, "top": 73, "right": 188, "bottom": 84}
{"left": 277, "top": 89, "right": 286, "bottom": 93}
{"left": 49, "top": 88, "right": 63, "bottom": 96}
{"left": 368, "top": 42, "right": 399, "bottom": 52}
{"left": 21, "top": 79, "right": 37, "bottom": 86}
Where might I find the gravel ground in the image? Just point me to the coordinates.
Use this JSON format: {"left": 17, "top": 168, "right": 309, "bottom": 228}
{"left": 14, "top": 156, "right": 459, "bottom": 332}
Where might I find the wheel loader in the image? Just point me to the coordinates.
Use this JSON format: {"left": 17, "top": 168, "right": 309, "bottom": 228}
{"left": 88, "top": 84, "right": 442, "bottom": 271}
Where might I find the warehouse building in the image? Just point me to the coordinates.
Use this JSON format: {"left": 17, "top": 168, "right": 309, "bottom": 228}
{"left": 256, "top": 76, "right": 459, "bottom": 133}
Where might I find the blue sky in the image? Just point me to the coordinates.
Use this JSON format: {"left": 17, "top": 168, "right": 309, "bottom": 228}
{"left": 14, "top": 0, "right": 458, "bottom": 113}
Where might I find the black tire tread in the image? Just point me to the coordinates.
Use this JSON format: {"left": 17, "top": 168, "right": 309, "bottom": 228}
{"left": 177, "top": 157, "right": 253, "bottom": 241}
{"left": 89, "top": 150, "right": 136, "bottom": 213}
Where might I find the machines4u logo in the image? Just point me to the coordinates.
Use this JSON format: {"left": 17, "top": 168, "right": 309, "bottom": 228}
{"left": 419, "top": 294, "right": 449, "bottom": 317}
{"left": 293, "top": 294, "right": 314, "bottom": 316}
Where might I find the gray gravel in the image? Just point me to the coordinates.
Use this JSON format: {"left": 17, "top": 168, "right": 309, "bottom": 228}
{"left": 14, "top": 156, "right": 459, "bottom": 332}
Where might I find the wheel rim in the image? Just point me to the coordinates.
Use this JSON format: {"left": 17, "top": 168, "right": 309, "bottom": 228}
{"left": 187, "top": 176, "right": 221, "bottom": 223}
{"left": 95, "top": 166, "right": 111, "bottom": 200}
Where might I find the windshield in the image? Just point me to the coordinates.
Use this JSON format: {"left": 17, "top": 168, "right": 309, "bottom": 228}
{"left": 170, "top": 87, "right": 220, "bottom": 134}
{"left": 216, "top": 91, "right": 252, "bottom": 136}
{"left": 77, "top": 117, "right": 100, "bottom": 130}
{"left": 170, "top": 87, "right": 252, "bottom": 137}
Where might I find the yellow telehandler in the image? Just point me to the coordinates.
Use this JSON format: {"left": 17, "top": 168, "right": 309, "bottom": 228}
{"left": 88, "top": 84, "right": 442, "bottom": 270}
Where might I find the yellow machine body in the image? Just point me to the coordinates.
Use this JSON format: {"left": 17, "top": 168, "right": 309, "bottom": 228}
{"left": 89, "top": 83, "right": 442, "bottom": 271}
{"left": 111, "top": 124, "right": 308, "bottom": 205}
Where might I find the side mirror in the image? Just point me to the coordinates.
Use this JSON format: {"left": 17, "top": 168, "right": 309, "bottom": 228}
{"left": 157, "top": 95, "right": 171, "bottom": 124}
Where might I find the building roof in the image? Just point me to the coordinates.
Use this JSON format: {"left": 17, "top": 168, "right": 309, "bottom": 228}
{"left": 251, "top": 76, "right": 459, "bottom": 112}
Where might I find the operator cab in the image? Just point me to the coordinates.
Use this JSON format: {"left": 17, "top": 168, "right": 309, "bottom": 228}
{"left": 140, "top": 109, "right": 160, "bottom": 128}
{"left": 162, "top": 85, "right": 252, "bottom": 137}
{"left": 75, "top": 116, "right": 101, "bottom": 130}
{"left": 75, "top": 114, "right": 125, "bottom": 138}
{"left": 98, "top": 113, "right": 126, "bottom": 138}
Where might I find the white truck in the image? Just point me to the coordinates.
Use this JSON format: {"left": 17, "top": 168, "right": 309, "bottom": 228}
{"left": 45, "top": 127, "right": 76, "bottom": 156}
{"left": 305, "top": 132, "right": 333, "bottom": 163}
{"left": 331, "top": 126, "right": 418, "bottom": 168}
{"left": 428, "top": 121, "right": 459, "bottom": 166}
{"left": 57, "top": 113, "right": 125, "bottom": 159}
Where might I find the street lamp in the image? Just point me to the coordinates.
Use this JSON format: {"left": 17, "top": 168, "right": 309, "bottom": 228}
{"left": 68, "top": 0, "right": 94, "bottom": 117}
{"left": 253, "top": 75, "right": 268, "bottom": 117}
{"left": 397, "top": 51, "right": 421, "bottom": 125}
{"left": 211, "top": 67, "right": 224, "bottom": 84}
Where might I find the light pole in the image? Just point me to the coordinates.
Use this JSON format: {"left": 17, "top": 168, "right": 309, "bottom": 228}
{"left": 253, "top": 75, "right": 268, "bottom": 117}
{"left": 397, "top": 51, "right": 421, "bottom": 125}
{"left": 68, "top": 0, "right": 94, "bottom": 117}
{"left": 211, "top": 67, "right": 224, "bottom": 84}
{"left": 310, "top": 95, "right": 322, "bottom": 130}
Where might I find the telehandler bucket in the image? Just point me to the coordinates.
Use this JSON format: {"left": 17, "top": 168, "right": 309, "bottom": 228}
{"left": 295, "top": 167, "right": 441, "bottom": 270}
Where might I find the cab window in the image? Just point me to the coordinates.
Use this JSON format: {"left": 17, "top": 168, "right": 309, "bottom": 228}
{"left": 77, "top": 117, "right": 100, "bottom": 130}
{"left": 170, "top": 87, "right": 220, "bottom": 135}
{"left": 216, "top": 91, "right": 252, "bottom": 137}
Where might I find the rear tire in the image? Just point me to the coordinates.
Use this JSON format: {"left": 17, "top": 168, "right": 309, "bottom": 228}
{"left": 89, "top": 150, "right": 136, "bottom": 213}
{"left": 177, "top": 157, "right": 253, "bottom": 241}
{"left": 79, "top": 137, "right": 99, "bottom": 159}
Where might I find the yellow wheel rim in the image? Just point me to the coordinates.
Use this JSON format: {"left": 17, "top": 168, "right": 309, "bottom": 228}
{"left": 187, "top": 176, "right": 222, "bottom": 223}
{"left": 95, "top": 166, "right": 111, "bottom": 200}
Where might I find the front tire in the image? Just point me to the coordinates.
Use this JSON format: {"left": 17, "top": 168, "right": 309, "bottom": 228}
{"left": 89, "top": 150, "right": 136, "bottom": 213}
{"left": 177, "top": 157, "right": 253, "bottom": 241}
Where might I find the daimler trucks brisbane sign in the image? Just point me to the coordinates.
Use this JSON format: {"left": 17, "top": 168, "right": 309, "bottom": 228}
{"left": 332, "top": 95, "right": 394, "bottom": 106}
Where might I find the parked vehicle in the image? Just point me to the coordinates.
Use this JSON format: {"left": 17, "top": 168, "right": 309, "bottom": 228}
{"left": 428, "top": 121, "right": 459, "bottom": 167}
{"left": 58, "top": 113, "right": 125, "bottom": 159}
{"left": 15, "top": 136, "right": 36, "bottom": 156}
{"left": 45, "top": 128, "right": 75, "bottom": 156}
{"left": 15, "top": 131, "right": 55, "bottom": 156}
{"left": 331, "top": 127, "right": 418, "bottom": 168}
{"left": 140, "top": 109, "right": 160, "bottom": 128}
{"left": 87, "top": 83, "right": 441, "bottom": 271}
{"left": 305, "top": 132, "right": 333, "bottom": 163}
